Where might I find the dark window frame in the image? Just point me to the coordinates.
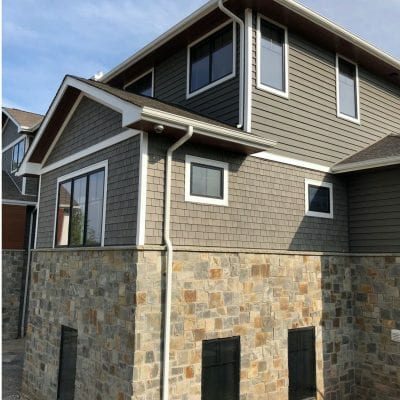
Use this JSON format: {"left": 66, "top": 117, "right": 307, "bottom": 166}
{"left": 55, "top": 168, "right": 105, "bottom": 248}
{"left": 190, "top": 162, "right": 224, "bottom": 200}
{"left": 188, "top": 22, "right": 235, "bottom": 95}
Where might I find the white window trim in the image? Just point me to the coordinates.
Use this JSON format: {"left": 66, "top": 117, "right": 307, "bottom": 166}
{"left": 304, "top": 179, "right": 333, "bottom": 219}
{"left": 10, "top": 137, "right": 27, "bottom": 173}
{"left": 186, "top": 20, "right": 236, "bottom": 99}
{"left": 185, "top": 155, "right": 229, "bottom": 206}
{"left": 336, "top": 54, "right": 361, "bottom": 124}
{"left": 123, "top": 68, "right": 155, "bottom": 97}
{"left": 52, "top": 160, "right": 108, "bottom": 248}
{"left": 256, "top": 14, "right": 289, "bottom": 99}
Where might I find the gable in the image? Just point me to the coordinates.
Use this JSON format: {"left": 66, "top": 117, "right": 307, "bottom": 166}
{"left": 2, "top": 117, "right": 20, "bottom": 148}
{"left": 44, "top": 96, "right": 124, "bottom": 167}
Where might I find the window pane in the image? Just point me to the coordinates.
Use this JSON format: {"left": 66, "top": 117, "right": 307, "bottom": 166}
{"left": 190, "top": 40, "right": 210, "bottom": 92}
{"left": 12, "top": 144, "right": 19, "bottom": 170}
{"left": 211, "top": 27, "right": 233, "bottom": 82}
{"left": 260, "top": 20, "right": 285, "bottom": 91}
{"left": 191, "top": 163, "right": 223, "bottom": 199}
{"left": 308, "top": 185, "right": 330, "bottom": 213}
{"left": 339, "top": 59, "right": 357, "bottom": 118}
{"left": 56, "top": 182, "right": 72, "bottom": 246}
{"left": 125, "top": 73, "right": 153, "bottom": 96}
{"left": 86, "top": 171, "right": 105, "bottom": 246}
{"left": 70, "top": 177, "right": 87, "bottom": 246}
{"left": 17, "top": 140, "right": 25, "bottom": 165}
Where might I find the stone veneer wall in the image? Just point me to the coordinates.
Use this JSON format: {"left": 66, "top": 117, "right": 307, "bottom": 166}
{"left": 2, "top": 249, "right": 26, "bottom": 340}
{"left": 351, "top": 256, "right": 400, "bottom": 399}
{"left": 23, "top": 249, "right": 359, "bottom": 400}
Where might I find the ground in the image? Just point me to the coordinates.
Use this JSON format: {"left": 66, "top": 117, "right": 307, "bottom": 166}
{"left": 2, "top": 339, "right": 26, "bottom": 400}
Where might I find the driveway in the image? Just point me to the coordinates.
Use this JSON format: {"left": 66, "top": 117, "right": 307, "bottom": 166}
{"left": 2, "top": 339, "right": 25, "bottom": 400}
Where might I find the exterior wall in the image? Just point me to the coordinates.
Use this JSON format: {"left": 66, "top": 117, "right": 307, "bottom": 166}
{"left": 145, "top": 137, "right": 349, "bottom": 252}
{"left": 250, "top": 12, "right": 400, "bottom": 167}
{"left": 351, "top": 255, "right": 400, "bottom": 400}
{"left": 347, "top": 166, "right": 400, "bottom": 253}
{"left": 3, "top": 118, "right": 20, "bottom": 147}
{"left": 2, "top": 250, "right": 25, "bottom": 340}
{"left": 25, "top": 176, "right": 39, "bottom": 195}
{"left": 36, "top": 136, "right": 140, "bottom": 248}
{"left": 2, "top": 204, "right": 27, "bottom": 249}
{"left": 3, "top": 146, "right": 24, "bottom": 189}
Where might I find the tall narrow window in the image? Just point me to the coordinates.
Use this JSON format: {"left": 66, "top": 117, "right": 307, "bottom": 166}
{"left": 57, "top": 326, "right": 78, "bottom": 400}
{"left": 11, "top": 139, "right": 26, "bottom": 171}
{"left": 258, "top": 16, "right": 288, "bottom": 97}
{"left": 124, "top": 71, "right": 153, "bottom": 97}
{"left": 55, "top": 167, "right": 105, "bottom": 247}
{"left": 288, "top": 328, "right": 316, "bottom": 400}
{"left": 202, "top": 337, "right": 240, "bottom": 400}
{"left": 188, "top": 23, "right": 235, "bottom": 96}
{"left": 337, "top": 56, "right": 359, "bottom": 122}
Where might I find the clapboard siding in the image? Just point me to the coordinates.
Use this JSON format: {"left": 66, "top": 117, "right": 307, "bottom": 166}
{"left": 251, "top": 11, "right": 400, "bottom": 167}
{"left": 348, "top": 167, "right": 400, "bottom": 253}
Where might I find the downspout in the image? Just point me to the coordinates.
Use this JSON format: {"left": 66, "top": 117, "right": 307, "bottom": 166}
{"left": 218, "top": 0, "right": 245, "bottom": 129}
{"left": 162, "top": 125, "right": 194, "bottom": 400}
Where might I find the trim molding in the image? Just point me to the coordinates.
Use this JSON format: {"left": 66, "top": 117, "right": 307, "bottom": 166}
{"left": 2, "top": 199, "right": 37, "bottom": 206}
{"left": 244, "top": 8, "right": 253, "bottom": 133}
{"left": 332, "top": 155, "right": 400, "bottom": 173}
{"left": 34, "top": 175, "right": 41, "bottom": 249}
{"left": 304, "top": 179, "right": 333, "bottom": 219}
{"left": 136, "top": 132, "right": 148, "bottom": 245}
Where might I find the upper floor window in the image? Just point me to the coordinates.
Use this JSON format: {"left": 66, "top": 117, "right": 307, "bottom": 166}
{"left": 187, "top": 22, "right": 235, "bottom": 98}
{"left": 257, "top": 15, "right": 289, "bottom": 98}
{"left": 11, "top": 138, "right": 25, "bottom": 171}
{"left": 55, "top": 164, "right": 106, "bottom": 247}
{"left": 305, "top": 179, "right": 333, "bottom": 219}
{"left": 124, "top": 70, "right": 154, "bottom": 97}
{"left": 336, "top": 56, "right": 360, "bottom": 123}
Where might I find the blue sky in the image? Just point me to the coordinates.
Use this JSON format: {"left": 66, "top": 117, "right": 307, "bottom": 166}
{"left": 3, "top": 0, "right": 400, "bottom": 115}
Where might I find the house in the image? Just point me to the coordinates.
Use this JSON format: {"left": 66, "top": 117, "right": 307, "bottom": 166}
{"left": 16, "top": 0, "right": 400, "bottom": 399}
{"left": 2, "top": 107, "right": 43, "bottom": 340}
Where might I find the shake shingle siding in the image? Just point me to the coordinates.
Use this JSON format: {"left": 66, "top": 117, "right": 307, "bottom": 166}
{"left": 36, "top": 136, "right": 140, "bottom": 248}
{"left": 145, "top": 136, "right": 348, "bottom": 251}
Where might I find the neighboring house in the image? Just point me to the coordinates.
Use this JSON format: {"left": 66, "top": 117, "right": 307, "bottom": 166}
{"left": 16, "top": 1, "right": 400, "bottom": 399}
{"left": 2, "top": 107, "right": 43, "bottom": 340}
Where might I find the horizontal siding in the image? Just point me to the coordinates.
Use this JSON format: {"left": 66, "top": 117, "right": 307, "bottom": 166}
{"left": 251, "top": 12, "right": 400, "bottom": 166}
{"left": 2, "top": 120, "right": 20, "bottom": 147}
{"left": 145, "top": 136, "right": 349, "bottom": 252}
{"left": 348, "top": 166, "right": 400, "bottom": 253}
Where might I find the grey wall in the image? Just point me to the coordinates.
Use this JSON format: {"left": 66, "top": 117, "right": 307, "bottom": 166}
{"left": 145, "top": 137, "right": 349, "bottom": 252}
{"left": 251, "top": 12, "right": 400, "bottom": 167}
{"left": 3, "top": 147, "right": 23, "bottom": 191}
{"left": 2, "top": 119, "right": 20, "bottom": 147}
{"left": 347, "top": 166, "right": 400, "bottom": 253}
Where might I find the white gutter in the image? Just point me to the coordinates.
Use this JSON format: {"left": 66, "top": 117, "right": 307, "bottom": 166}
{"left": 218, "top": 0, "right": 244, "bottom": 129}
{"left": 331, "top": 155, "right": 400, "bottom": 174}
{"left": 162, "top": 126, "right": 194, "bottom": 400}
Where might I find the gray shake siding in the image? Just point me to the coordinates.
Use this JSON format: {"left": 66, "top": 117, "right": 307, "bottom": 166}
{"left": 250, "top": 13, "right": 400, "bottom": 167}
{"left": 347, "top": 166, "right": 400, "bottom": 253}
{"left": 145, "top": 137, "right": 348, "bottom": 251}
{"left": 3, "top": 120, "right": 20, "bottom": 147}
{"left": 36, "top": 137, "right": 140, "bottom": 248}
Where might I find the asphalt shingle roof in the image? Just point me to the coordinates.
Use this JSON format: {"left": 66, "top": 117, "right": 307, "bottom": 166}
{"left": 3, "top": 107, "right": 43, "bottom": 130}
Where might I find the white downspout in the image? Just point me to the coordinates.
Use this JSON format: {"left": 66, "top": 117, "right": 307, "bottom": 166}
{"left": 218, "top": 0, "right": 245, "bottom": 129}
{"left": 162, "top": 125, "right": 194, "bottom": 400}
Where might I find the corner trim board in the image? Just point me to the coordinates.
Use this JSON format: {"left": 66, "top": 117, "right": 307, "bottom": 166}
{"left": 136, "top": 132, "right": 148, "bottom": 246}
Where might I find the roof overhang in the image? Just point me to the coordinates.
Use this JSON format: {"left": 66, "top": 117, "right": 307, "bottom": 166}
{"left": 332, "top": 155, "right": 400, "bottom": 174}
{"left": 2, "top": 108, "right": 41, "bottom": 133}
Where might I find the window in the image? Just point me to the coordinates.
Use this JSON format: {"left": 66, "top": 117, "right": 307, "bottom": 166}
{"left": 124, "top": 70, "right": 154, "bottom": 97}
{"left": 336, "top": 55, "right": 360, "bottom": 123}
{"left": 305, "top": 179, "right": 333, "bottom": 219}
{"left": 202, "top": 337, "right": 240, "bottom": 400}
{"left": 257, "top": 15, "right": 289, "bottom": 97}
{"left": 57, "top": 326, "right": 78, "bottom": 400}
{"left": 187, "top": 22, "right": 235, "bottom": 97}
{"left": 288, "top": 328, "right": 316, "bottom": 400}
{"left": 55, "top": 165, "right": 106, "bottom": 247}
{"left": 11, "top": 139, "right": 26, "bottom": 171}
{"left": 185, "top": 155, "right": 229, "bottom": 206}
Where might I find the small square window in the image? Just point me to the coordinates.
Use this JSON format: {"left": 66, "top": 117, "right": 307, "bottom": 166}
{"left": 185, "top": 155, "right": 228, "bottom": 206}
{"left": 305, "top": 179, "right": 333, "bottom": 218}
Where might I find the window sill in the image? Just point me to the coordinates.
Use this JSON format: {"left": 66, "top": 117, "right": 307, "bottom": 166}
{"left": 256, "top": 83, "right": 289, "bottom": 99}
{"left": 337, "top": 112, "right": 360, "bottom": 125}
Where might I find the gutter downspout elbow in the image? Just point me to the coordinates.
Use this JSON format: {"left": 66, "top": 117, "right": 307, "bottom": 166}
{"left": 218, "top": 0, "right": 245, "bottom": 129}
{"left": 162, "top": 125, "right": 194, "bottom": 400}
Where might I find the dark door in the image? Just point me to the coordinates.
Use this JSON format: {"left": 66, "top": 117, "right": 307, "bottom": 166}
{"left": 288, "top": 327, "right": 316, "bottom": 400}
{"left": 57, "top": 326, "right": 78, "bottom": 400}
{"left": 202, "top": 336, "right": 240, "bottom": 400}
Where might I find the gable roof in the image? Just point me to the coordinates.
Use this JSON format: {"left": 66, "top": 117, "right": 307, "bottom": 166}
{"left": 332, "top": 134, "right": 400, "bottom": 173}
{"left": 2, "top": 171, "right": 37, "bottom": 204}
{"left": 2, "top": 107, "right": 43, "bottom": 132}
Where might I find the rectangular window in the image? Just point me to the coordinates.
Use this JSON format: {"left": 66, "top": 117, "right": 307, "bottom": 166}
{"left": 55, "top": 167, "right": 105, "bottom": 247}
{"left": 336, "top": 56, "right": 359, "bottom": 123}
{"left": 305, "top": 179, "right": 333, "bottom": 219}
{"left": 188, "top": 23, "right": 235, "bottom": 97}
{"left": 257, "top": 15, "right": 288, "bottom": 97}
{"left": 288, "top": 328, "right": 316, "bottom": 400}
{"left": 57, "top": 326, "right": 78, "bottom": 400}
{"left": 185, "top": 155, "right": 229, "bottom": 206}
{"left": 124, "top": 70, "right": 153, "bottom": 97}
{"left": 11, "top": 139, "right": 26, "bottom": 171}
{"left": 202, "top": 337, "right": 240, "bottom": 400}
